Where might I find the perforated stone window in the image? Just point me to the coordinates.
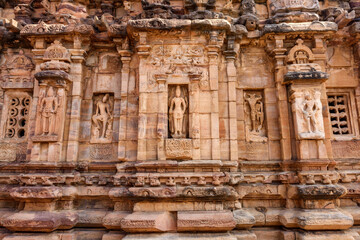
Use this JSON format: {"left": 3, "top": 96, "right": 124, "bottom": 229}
{"left": 327, "top": 90, "right": 359, "bottom": 139}
{"left": 328, "top": 94, "right": 351, "bottom": 135}
{"left": 3, "top": 94, "right": 31, "bottom": 139}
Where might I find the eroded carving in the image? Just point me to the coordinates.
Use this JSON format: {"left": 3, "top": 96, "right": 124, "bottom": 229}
{"left": 244, "top": 91, "right": 267, "bottom": 142}
{"left": 165, "top": 138, "right": 192, "bottom": 159}
{"left": 290, "top": 88, "right": 325, "bottom": 140}
{"left": 91, "top": 93, "right": 114, "bottom": 143}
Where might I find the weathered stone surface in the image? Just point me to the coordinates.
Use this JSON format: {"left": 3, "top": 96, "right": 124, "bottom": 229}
{"left": 177, "top": 211, "right": 236, "bottom": 232}
{"left": 280, "top": 209, "right": 354, "bottom": 230}
{"left": 123, "top": 233, "right": 237, "bottom": 240}
{"left": 0, "top": 0, "right": 359, "bottom": 239}
{"left": 102, "top": 211, "right": 130, "bottom": 230}
{"left": 233, "top": 209, "right": 256, "bottom": 229}
{"left": 121, "top": 212, "right": 176, "bottom": 232}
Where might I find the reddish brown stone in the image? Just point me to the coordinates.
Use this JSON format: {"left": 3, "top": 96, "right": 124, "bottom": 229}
{"left": 177, "top": 211, "right": 236, "bottom": 232}
{"left": 121, "top": 212, "right": 176, "bottom": 233}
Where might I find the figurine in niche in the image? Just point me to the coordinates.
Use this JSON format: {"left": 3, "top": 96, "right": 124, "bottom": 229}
{"left": 39, "top": 87, "right": 59, "bottom": 135}
{"left": 302, "top": 91, "right": 320, "bottom": 134}
{"left": 169, "top": 85, "right": 188, "bottom": 138}
{"left": 244, "top": 92, "right": 267, "bottom": 142}
{"left": 92, "top": 94, "right": 113, "bottom": 141}
{"left": 295, "top": 50, "right": 309, "bottom": 64}
{"left": 245, "top": 93, "right": 263, "bottom": 132}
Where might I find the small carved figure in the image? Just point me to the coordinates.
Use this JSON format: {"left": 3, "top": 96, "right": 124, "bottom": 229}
{"left": 92, "top": 94, "right": 113, "bottom": 140}
{"left": 169, "top": 85, "right": 187, "bottom": 138}
{"left": 302, "top": 92, "right": 320, "bottom": 133}
{"left": 295, "top": 50, "right": 309, "bottom": 64}
{"left": 39, "top": 87, "right": 58, "bottom": 135}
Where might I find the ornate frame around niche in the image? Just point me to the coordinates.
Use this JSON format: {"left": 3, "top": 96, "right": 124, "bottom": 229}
{"left": 155, "top": 71, "right": 202, "bottom": 160}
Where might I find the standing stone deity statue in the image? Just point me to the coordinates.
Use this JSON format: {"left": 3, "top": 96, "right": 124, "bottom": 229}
{"left": 39, "top": 87, "right": 58, "bottom": 135}
{"left": 92, "top": 94, "right": 113, "bottom": 140}
{"left": 301, "top": 91, "right": 320, "bottom": 133}
{"left": 245, "top": 93, "right": 263, "bottom": 132}
{"left": 169, "top": 85, "right": 187, "bottom": 138}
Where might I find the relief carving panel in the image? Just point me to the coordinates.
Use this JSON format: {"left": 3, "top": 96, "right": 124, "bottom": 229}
{"left": 290, "top": 88, "right": 325, "bottom": 140}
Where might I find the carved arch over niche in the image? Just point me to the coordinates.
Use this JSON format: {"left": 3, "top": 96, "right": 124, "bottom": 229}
{"left": 287, "top": 39, "right": 315, "bottom": 64}
{"left": 43, "top": 40, "right": 71, "bottom": 62}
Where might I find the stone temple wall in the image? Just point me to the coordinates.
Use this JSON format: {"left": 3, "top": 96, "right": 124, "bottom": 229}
{"left": 1, "top": 0, "right": 360, "bottom": 239}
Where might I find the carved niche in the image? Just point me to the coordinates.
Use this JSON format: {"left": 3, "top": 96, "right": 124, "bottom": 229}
{"left": 165, "top": 85, "right": 191, "bottom": 160}
{"left": 285, "top": 39, "right": 328, "bottom": 82}
{"left": 33, "top": 40, "right": 71, "bottom": 142}
{"left": 1, "top": 49, "right": 34, "bottom": 89}
{"left": 290, "top": 88, "right": 325, "bottom": 140}
{"left": 244, "top": 91, "right": 267, "bottom": 142}
{"left": 90, "top": 93, "right": 114, "bottom": 144}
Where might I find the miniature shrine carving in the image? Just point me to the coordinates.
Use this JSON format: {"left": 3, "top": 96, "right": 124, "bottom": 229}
{"left": 1, "top": 49, "right": 34, "bottom": 89}
{"left": 91, "top": 93, "right": 114, "bottom": 143}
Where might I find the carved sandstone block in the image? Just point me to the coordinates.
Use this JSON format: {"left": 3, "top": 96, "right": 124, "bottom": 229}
{"left": 122, "top": 233, "right": 237, "bottom": 240}
{"left": 177, "top": 211, "right": 236, "bottom": 232}
{"left": 121, "top": 211, "right": 176, "bottom": 232}
{"left": 233, "top": 209, "right": 256, "bottom": 229}
{"left": 280, "top": 209, "right": 353, "bottom": 230}
{"left": 165, "top": 139, "right": 192, "bottom": 159}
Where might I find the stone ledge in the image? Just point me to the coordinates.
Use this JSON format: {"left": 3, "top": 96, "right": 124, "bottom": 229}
{"left": 280, "top": 209, "right": 354, "bottom": 230}
{"left": 177, "top": 210, "right": 236, "bottom": 232}
{"left": 121, "top": 211, "right": 176, "bottom": 233}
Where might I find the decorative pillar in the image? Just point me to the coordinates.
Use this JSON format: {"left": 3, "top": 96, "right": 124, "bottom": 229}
{"left": 207, "top": 31, "right": 221, "bottom": 160}
{"left": 136, "top": 32, "right": 151, "bottom": 161}
{"left": 66, "top": 36, "right": 87, "bottom": 162}
{"left": 155, "top": 73, "right": 167, "bottom": 160}
{"left": 270, "top": 35, "right": 292, "bottom": 161}
{"left": 224, "top": 36, "right": 238, "bottom": 161}
{"left": 189, "top": 73, "right": 201, "bottom": 160}
{"left": 115, "top": 38, "right": 132, "bottom": 161}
